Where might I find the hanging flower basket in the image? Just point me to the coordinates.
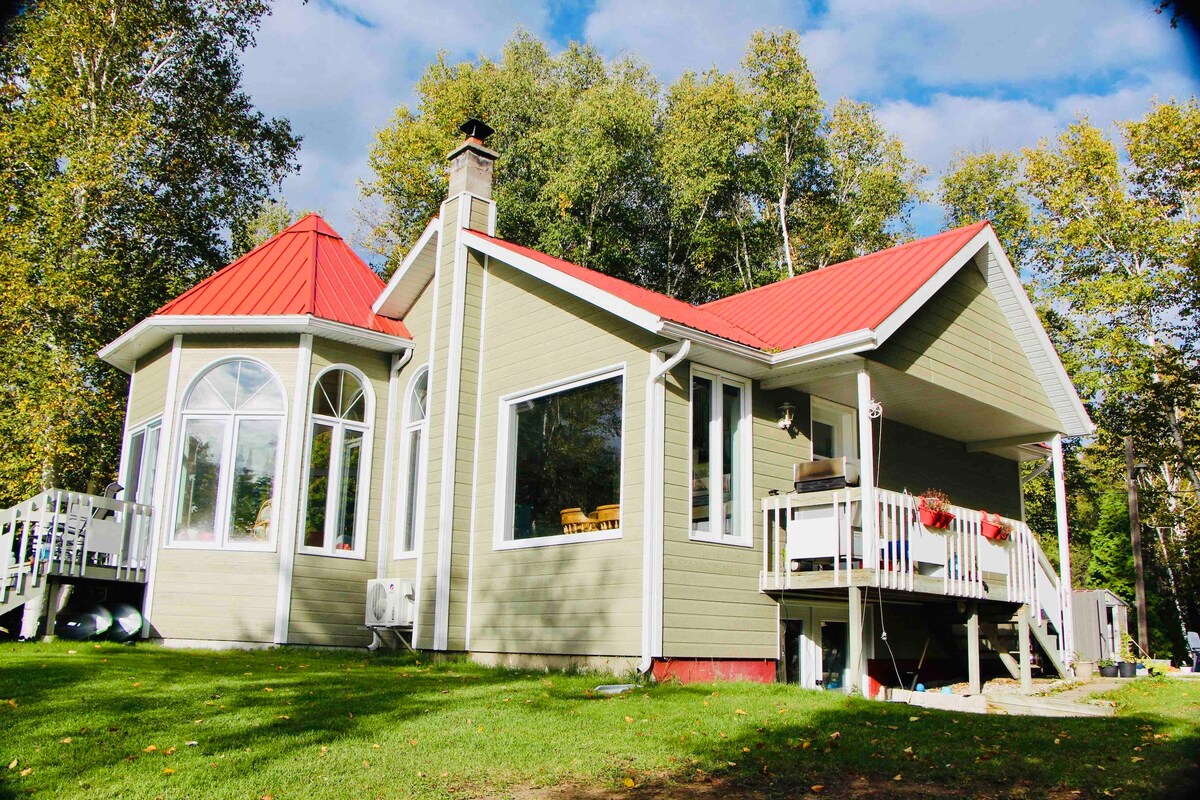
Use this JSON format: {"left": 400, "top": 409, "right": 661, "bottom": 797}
{"left": 918, "top": 491, "right": 954, "bottom": 530}
{"left": 980, "top": 512, "right": 1012, "bottom": 541}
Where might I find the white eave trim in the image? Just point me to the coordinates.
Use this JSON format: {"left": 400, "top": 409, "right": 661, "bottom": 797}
{"left": 460, "top": 230, "right": 664, "bottom": 334}
{"left": 99, "top": 315, "right": 413, "bottom": 373}
{"left": 372, "top": 218, "right": 440, "bottom": 318}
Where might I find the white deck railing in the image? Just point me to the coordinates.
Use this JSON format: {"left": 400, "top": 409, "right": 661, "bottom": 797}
{"left": 1, "top": 489, "right": 154, "bottom": 605}
{"left": 761, "top": 487, "right": 1065, "bottom": 649}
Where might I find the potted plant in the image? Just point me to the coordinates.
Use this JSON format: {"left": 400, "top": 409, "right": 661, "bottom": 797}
{"left": 1073, "top": 655, "right": 1096, "bottom": 680}
{"left": 918, "top": 489, "right": 955, "bottom": 529}
{"left": 1097, "top": 657, "right": 1118, "bottom": 678}
{"left": 1118, "top": 633, "right": 1138, "bottom": 678}
{"left": 980, "top": 512, "right": 1013, "bottom": 541}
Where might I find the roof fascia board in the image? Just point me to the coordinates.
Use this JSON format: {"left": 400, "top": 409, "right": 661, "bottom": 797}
{"left": 965, "top": 432, "right": 1060, "bottom": 452}
{"left": 872, "top": 227, "right": 994, "bottom": 346}
{"left": 461, "top": 230, "right": 664, "bottom": 334}
{"left": 99, "top": 315, "right": 413, "bottom": 373}
{"left": 768, "top": 329, "right": 878, "bottom": 367}
{"left": 371, "top": 219, "right": 440, "bottom": 317}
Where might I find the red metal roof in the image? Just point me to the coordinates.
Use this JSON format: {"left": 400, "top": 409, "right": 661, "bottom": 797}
{"left": 468, "top": 222, "right": 989, "bottom": 352}
{"left": 701, "top": 222, "right": 990, "bottom": 350}
{"left": 156, "top": 214, "right": 410, "bottom": 338}
{"left": 464, "top": 232, "right": 771, "bottom": 348}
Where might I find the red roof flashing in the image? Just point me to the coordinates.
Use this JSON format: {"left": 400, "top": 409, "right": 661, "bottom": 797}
{"left": 157, "top": 213, "right": 410, "bottom": 338}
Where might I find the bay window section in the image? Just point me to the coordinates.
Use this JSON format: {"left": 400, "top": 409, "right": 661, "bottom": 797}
{"left": 499, "top": 369, "right": 624, "bottom": 545}
{"left": 395, "top": 368, "right": 429, "bottom": 556}
{"left": 171, "top": 359, "right": 285, "bottom": 549}
{"left": 301, "top": 368, "right": 372, "bottom": 557}
{"left": 690, "top": 369, "right": 750, "bottom": 545}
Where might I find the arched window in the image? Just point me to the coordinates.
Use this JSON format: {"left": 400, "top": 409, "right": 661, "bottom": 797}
{"left": 172, "top": 359, "right": 285, "bottom": 548}
{"left": 302, "top": 367, "right": 373, "bottom": 557}
{"left": 396, "top": 367, "right": 429, "bottom": 555}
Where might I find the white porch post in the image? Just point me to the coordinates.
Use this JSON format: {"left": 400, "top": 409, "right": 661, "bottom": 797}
{"left": 856, "top": 368, "right": 876, "bottom": 567}
{"left": 1051, "top": 434, "right": 1075, "bottom": 664}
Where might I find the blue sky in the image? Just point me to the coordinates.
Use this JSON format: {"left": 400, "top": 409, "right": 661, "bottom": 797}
{"left": 238, "top": 0, "right": 1200, "bottom": 248}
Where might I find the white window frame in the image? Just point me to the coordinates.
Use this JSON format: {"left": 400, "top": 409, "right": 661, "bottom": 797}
{"left": 688, "top": 366, "right": 753, "bottom": 547}
{"left": 393, "top": 365, "right": 429, "bottom": 559}
{"left": 810, "top": 397, "right": 857, "bottom": 462}
{"left": 298, "top": 364, "right": 375, "bottom": 560}
{"left": 167, "top": 357, "right": 287, "bottom": 552}
{"left": 493, "top": 364, "right": 627, "bottom": 551}
{"left": 121, "top": 417, "right": 162, "bottom": 506}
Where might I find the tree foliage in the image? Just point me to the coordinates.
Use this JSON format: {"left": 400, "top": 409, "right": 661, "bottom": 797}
{"left": 0, "top": 0, "right": 299, "bottom": 503}
{"left": 361, "top": 29, "right": 925, "bottom": 299}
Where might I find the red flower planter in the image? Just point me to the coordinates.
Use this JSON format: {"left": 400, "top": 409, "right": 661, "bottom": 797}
{"left": 918, "top": 498, "right": 954, "bottom": 530}
{"left": 980, "top": 511, "right": 1009, "bottom": 541}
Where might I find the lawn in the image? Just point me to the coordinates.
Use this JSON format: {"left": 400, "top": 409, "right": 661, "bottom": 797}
{"left": 1, "top": 642, "right": 1198, "bottom": 799}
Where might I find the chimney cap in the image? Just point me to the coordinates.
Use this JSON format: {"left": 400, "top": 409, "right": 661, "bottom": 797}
{"left": 460, "top": 118, "right": 494, "bottom": 142}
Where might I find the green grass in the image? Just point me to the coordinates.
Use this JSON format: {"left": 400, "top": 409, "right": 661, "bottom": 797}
{"left": 1, "top": 641, "right": 1198, "bottom": 799}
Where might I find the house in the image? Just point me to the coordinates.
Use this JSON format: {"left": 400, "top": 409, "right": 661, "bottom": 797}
{"left": 2, "top": 121, "right": 1094, "bottom": 694}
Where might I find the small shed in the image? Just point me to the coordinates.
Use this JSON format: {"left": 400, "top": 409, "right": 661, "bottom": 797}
{"left": 1073, "top": 589, "right": 1129, "bottom": 662}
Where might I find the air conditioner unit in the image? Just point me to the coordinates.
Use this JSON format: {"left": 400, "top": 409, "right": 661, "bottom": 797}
{"left": 365, "top": 578, "right": 415, "bottom": 627}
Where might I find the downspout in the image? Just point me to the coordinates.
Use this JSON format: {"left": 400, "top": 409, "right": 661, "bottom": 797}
{"left": 639, "top": 339, "right": 692, "bottom": 677}
{"left": 376, "top": 348, "right": 414, "bottom": 580}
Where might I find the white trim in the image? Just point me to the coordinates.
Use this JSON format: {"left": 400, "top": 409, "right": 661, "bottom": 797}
{"left": 295, "top": 363, "right": 376, "bottom": 561}
{"left": 393, "top": 365, "right": 430, "bottom": 558}
{"left": 274, "top": 334, "right": 313, "bottom": 643}
{"left": 100, "top": 315, "right": 412, "bottom": 374}
{"left": 687, "top": 365, "right": 753, "bottom": 547}
{"left": 492, "top": 364, "right": 628, "bottom": 549}
{"left": 461, "top": 230, "right": 663, "bottom": 334}
{"left": 1051, "top": 434, "right": 1075, "bottom": 660}
{"left": 372, "top": 219, "right": 440, "bottom": 317}
{"left": 139, "top": 334, "right": 182, "bottom": 638}
{"left": 856, "top": 368, "right": 877, "bottom": 569}
{"left": 166, "top": 356, "right": 288, "bottom": 552}
{"left": 433, "top": 197, "right": 472, "bottom": 651}
{"left": 640, "top": 342, "right": 691, "bottom": 673}
{"left": 376, "top": 349, "right": 412, "bottom": 578}
{"left": 465, "top": 257, "right": 490, "bottom": 650}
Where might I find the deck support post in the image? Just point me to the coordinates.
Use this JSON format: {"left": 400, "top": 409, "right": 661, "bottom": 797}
{"left": 848, "top": 585, "right": 863, "bottom": 697}
{"left": 967, "top": 600, "right": 981, "bottom": 695}
{"left": 856, "top": 368, "right": 876, "bottom": 567}
{"left": 1017, "top": 603, "right": 1033, "bottom": 694}
{"left": 18, "top": 584, "right": 46, "bottom": 640}
{"left": 40, "top": 581, "right": 71, "bottom": 641}
{"left": 1051, "top": 435, "right": 1074, "bottom": 664}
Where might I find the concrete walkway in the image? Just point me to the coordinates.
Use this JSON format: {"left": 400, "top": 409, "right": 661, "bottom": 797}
{"left": 1049, "top": 678, "right": 1123, "bottom": 704}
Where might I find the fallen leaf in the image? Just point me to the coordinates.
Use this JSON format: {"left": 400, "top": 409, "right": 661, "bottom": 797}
{"left": 263, "top": 687, "right": 274, "bottom": 693}
{"left": 6, "top": 759, "right": 16, "bottom": 770}
{"left": 909, "top": 716, "right": 920, "bottom": 722}
{"left": 20, "top": 768, "right": 32, "bottom": 777}
{"left": 624, "top": 716, "right": 634, "bottom": 724}
{"left": 143, "top": 745, "right": 158, "bottom": 753}
{"left": 1131, "top": 757, "right": 1145, "bottom": 763}
{"left": 164, "top": 747, "right": 176, "bottom": 755}
{"left": 67, "top": 649, "right": 76, "bottom": 654}
{"left": 162, "top": 768, "right": 175, "bottom": 775}
{"left": 371, "top": 743, "right": 381, "bottom": 749}
{"left": 893, "top": 774, "right": 903, "bottom": 781}
{"left": 735, "top": 709, "right": 747, "bottom": 715}
{"left": 811, "top": 786, "right": 825, "bottom": 794}
{"left": 60, "top": 737, "right": 72, "bottom": 744}
{"left": 829, "top": 732, "right": 841, "bottom": 740}
{"left": 903, "top": 747, "right": 913, "bottom": 755}
{"left": 131, "top": 683, "right": 142, "bottom": 688}
{"left": 363, "top": 760, "right": 370, "bottom": 767}
{"left": 623, "top": 777, "right": 636, "bottom": 788}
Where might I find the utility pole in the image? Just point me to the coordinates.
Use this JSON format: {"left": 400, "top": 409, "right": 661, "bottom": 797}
{"left": 1126, "top": 436, "right": 1150, "bottom": 657}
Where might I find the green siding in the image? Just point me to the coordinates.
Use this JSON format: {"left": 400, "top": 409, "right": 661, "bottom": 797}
{"left": 877, "top": 419, "right": 1022, "bottom": 520}
{"left": 870, "top": 263, "right": 1059, "bottom": 430}
{"left": 150, "top": 336, "right": 299, "bottom": 643}
{"left": 287, "top": 339, "right": 392, "bottom": 647}
{"left": 467, "top": 260, "right": 661, "bottom": 657}
{"left": 660, "top": 369, "right": 801, "bottom": 659}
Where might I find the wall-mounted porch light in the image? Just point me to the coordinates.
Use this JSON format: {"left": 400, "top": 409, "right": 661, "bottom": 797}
{"left": 777, "top": 401, "right": 795, "bottom": 430}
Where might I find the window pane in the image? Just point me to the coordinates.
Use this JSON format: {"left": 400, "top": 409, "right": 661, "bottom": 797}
{"left": 512, "top": 376, "right": 622, "bottom": 539}
{"left": 139, "top": 425, "right": 161, "bottom": 506}
{"left": 174, "top": 419, "right": 225, "bottom": 542}
{"left": 228, "top": 419, "right": 280, "bottom": 542}
{"left": 402, "top": 428, "right": 422, "bottom": 552}
{"left": 334, "top": 429, "right": 364, "bottom": 550}
{"left": 233, "top": 361, "right": 275, "bottom": 410}
{"left": 314, "top": 374, "right": 338, "bottom": 418}
{"left": 691, "top": 377, "right": 712, "bottom": 534}
{"left": 409, "top": 371, "right": 428, "bottom": 421}
{"left": 126, "top": 430, "right": 145, "bottom": 503}
{"left": 305, "top": 423, "right": 334, "bottom": 548}
{"left": 341, "top": 380, "right": 366, "bottom": 422}
{"left": 722, "top": 383, "right": 742, "bottom": 539}
{"left": 813, "top": 420, "right": 836, "bottom": 459}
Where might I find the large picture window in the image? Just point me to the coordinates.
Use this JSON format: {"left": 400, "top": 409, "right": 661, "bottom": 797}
{"left": 690, "top": 368, "right": 751, "bottom": 545}
{"left": 301, "top": 367, "right": 373, "bottom": 558}
{"left": 498, "top": 369, "right": 624, "bottom": 545}
{"left": 172, "top": 359, "right": 285, "bottom": 548}
{"left": 395, "top": 367, "right": 429, "bottom": 556}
